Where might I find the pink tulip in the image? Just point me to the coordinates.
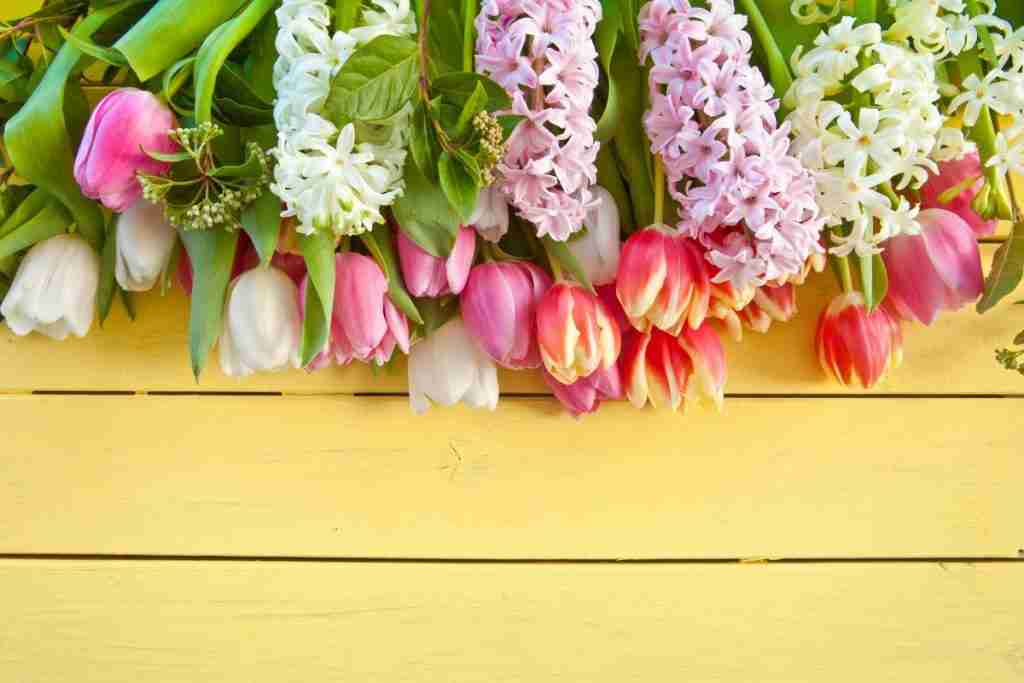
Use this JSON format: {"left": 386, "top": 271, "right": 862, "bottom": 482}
{"left": 460, "top": 260, "right": 552, "bottom": 369}
{"left": 816, "top": 291, "right": 903, "bottom": 389}
{"left": 302, "top": 252, "right": 410, "bottom": 369}
{"left": 881, "top": 208, "right": 984, "bottom": 326}
{"left": 397, "top": 226, "right": 476, "bottom": 297}
{"left": 738, "top": 283, "right": 798, "bottom": 335}
{"left": 74, "top": 88, "right": 179, "bottom": 212}
{"left": 622, "top": 322, "right": 727, "bottom": 411}
{"left": 918, "top": 152, "right": 998, "bottom": 238}
{"left": 616, "top": 226, "right": 710, "bottom": 336}
{"left": 536, "top": 281, "right": 622, "bottom": 385}
{"left": 543, "top": 364, "right": 622, "bottom": 418}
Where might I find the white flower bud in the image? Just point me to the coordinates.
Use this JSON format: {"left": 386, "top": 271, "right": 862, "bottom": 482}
{"left": 219, "top": 267, "right": 302, "bottom": 377}
{"left": 408, "top": 318, "right": 499, "bottom": 414}
{"left": 115, "top": 200, "right": 177, "bottom": 292}
{"left": 568, "top": 185, "right": 621, "bottom": 286}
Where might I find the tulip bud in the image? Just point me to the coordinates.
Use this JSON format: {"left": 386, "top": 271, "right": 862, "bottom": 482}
{"left": 409, "top": 317, "right": 499, "bottom": 414}
{"left": 303, "top": 252, "right": 410, "bottom": 369}
{"left": 919, "top": 152, "right": 998, "bottom": 238}
{"left": 536, "top": 281, "right": 622, "bottom": 385}
{"left": 219, "top": 267, "right": 302, "bottom": 377}
{"left": 115, "top": 200, "right": 177, "bottom": 292}
{"left": 616, "top": 227, "right": 710, "bottom": 336}
{"left": 881, "top": 208, "right": 984, "bottom": 326}
{"left": 397, "top": 226, "right": 476, "bottom": 297}
{"left": 622, "top": 323, "right": 727, "bottom": 411}
{"left": 543, "top": 365, "right": 622, "bottom": 418}
{"left": 74, "top": 88, "right": 179, "bottom": 212}
{"left": 460, "top": 260, "right": 552, "bottom": 369}
{"left": 568, "top": 185, "right": 621, "bottom": 286}
{"left": 469, "top": 186, "right": 510, "bottom": 242}
{"left": 738, "top": 283, "right": 798, "bottom": 335}
{"left": 1, "top": 234, "right": 99, "bottom": 340}
{"left": 816, "top": 291, "right": 903, "bottom": 389}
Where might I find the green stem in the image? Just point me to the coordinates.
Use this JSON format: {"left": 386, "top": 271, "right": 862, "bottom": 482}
{"left": 735, "top": 0, "right": 793, "bottom": 109}
{"left": 653, "top": 156, "right": 666, "bottom": 226}
{"left": 833, "top": 254, "right": 854, "bottom": 294}
{"left": 541, "top": 238, "right": 564, "bottom": 280}
{"left": 461, "top": 0, "right": 474, "bottom": 72}
{"left": 854, "top": 0, "right": 877, "bottom": 22}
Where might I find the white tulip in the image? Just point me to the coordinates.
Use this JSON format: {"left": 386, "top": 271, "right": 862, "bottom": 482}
{"left": 1, "top": 233, "right": 99, "bottom": 340}
{"left": 219, "top": 267, "right": 302, "bottom": 377}
{"left": 469, "top": 185, "right": 509, "bottom": 243}
{"left": 115, "top": 200, "right": 177, "bottom": 292}
{"left": 569, "top": 185, "right": 621, "bottom": 286}
{"left": 408, "top": 317, "right": 499, "bottom": 414}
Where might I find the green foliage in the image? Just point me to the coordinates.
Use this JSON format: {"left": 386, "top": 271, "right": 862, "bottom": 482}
{"left": 979, "top": 222, "right": 1024, "bottom": 313}
{"left": 361, "top": 224, "right": 424, "bottom": 325}
{"left": 180, "top": 227, "right": 240, "bottom": 379}
{"left": 325, "top": 35, "right": 420, "bottom": 124}
{"left": 298, "top": 230, "right": 337, "bottom": 367}
{"left": 392, "top": 157, "right": 460, "bottom": 257}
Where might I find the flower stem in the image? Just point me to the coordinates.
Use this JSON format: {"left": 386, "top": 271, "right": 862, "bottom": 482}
{"left": 854, "top": 0, "right": 877, "bottom": 23}
{"left": 653, "top": 155, "right": 666, "bottom": 226}
{"left": 735, "top": 0, "right": 793, "bottom": 110}
{"left": 461, "top": 0, "right": 474, "bottom": 72}
{"left": 541, "top": 238, "right": 564, "bottom": 280}
{"left": 833, "top": 254, "right": 854, "bottom": 293}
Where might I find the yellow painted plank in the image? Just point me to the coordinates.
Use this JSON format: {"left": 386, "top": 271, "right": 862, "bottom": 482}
{"left": 2, "top": 395, "right": 1019, "bottom": 558}
{"left": 1, "top": 560, "right": 1022, "bottom": 682}
{"left": 1, "top": 245, "right": 1022, "bottom": 395}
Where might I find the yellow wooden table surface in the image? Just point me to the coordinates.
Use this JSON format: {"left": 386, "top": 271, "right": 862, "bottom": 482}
{"left": 2, "top": 1, "right": 1022, "bottom": 679}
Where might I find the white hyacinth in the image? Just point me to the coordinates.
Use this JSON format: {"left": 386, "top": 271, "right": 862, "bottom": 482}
{"left": 271, "top": 0, "right": 415, "bottom": 237}
{"left": 786, "top": 17, "right": 947, "bottom": 257}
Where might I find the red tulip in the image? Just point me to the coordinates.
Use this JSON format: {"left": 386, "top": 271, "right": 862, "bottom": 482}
{"left": 616, "top": 226, "right": 710, "bottom": 336}
{"left": 74, "top": 88, "right": 179, "bottom": 211}
{"left": 537, "top": 281, "right": 622, "bottom": 385}
{"left": 816, "top": 292, "right": 903, "bottom": 389}
{"left": 882, "top": 208, "right": 983, "bottom": 326}
{"left": 622, "top": 322, "right": 726, "bottom": 411}
{"left": 738, "top": 283, "right": 798, "bottom": 335}
{"left": 460, "top": 261, "right": 552, "bottom": 369}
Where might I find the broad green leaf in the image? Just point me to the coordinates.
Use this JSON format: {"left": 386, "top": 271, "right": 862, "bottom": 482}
{"left": 0, "top": 200, "right": 72, "bottom": 263}
{"left": 298, "top": 229, "right": 337, "bottom": 366}
{"left": 336, "top": 0, "right": 362, "bottom": 32}
{"left": 416, "top": 295, "right": 459, "bottom": 336}
{"left": 57, "top": 26, "right": 128, "bottom": 66}
{"left": 243, "top": 14, "right": 278, "bottom": 102}
{"left": 453, "top": 81, "right": 488, "bottom": 139}
{"left": 219, "top": 62, "right": 274, "bottom": 108}
{"left": 978, "top": 221, "right": 1024, "bottom": 313}
{"left": 97, "top": 215, "right": 118, "bottom": 326}
{"left": 392, "top": 158, "right": 459, "bottom": 258}
{"left": 409, "top": 100, "right": 441, "bottom": 180}
{"left": 179, "top": 228, "right": 240, "bottom": 379}
{"left": 596, "top": 144, "right": 635, "bottom": 233}
{"left": 608, "top": 43, "right": 655, "bottom": 228}
{"left": 432, "top": 72, "right": 512, "bottom": 113}
{"left": 361, "top": 224, "right": 424, "bottom": 325}
{"left": 214, "top": 97, "right": 275, "bottom": 127}
{"left": 595, "top": 0, "right": 622, "bottom": 141}
{"left": 209, "top": 145, "right": 267, "bottom": 178}
{"left": 3, "top": 1, "right": 145, "bottom": 253}
{"left": 193, "top": 0, "right": 277, "bottom": 125}
{"left": 542, "top": 235, "right": 594, "bottom": 293}
{"left": 0, "top": 188, "right": 53, "bottom": 239}
{"left": 439, "top": 151, "right": 479, "bottom": 221}
{"left": 325, "top": 35, "right": 419, "bottom": 124}
{"left": 114, "top": 0, "right": 250, "bottom": 82}
{"left": 241, "top": 190, "right": 281, "bottom": 266}
{"left": 996, "top": 2, "right": 1024, "bottom": 27}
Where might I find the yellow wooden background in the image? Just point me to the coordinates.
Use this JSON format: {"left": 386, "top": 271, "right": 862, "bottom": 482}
{"left": 2, "top": 1, "right": 1023, "bottom": 679}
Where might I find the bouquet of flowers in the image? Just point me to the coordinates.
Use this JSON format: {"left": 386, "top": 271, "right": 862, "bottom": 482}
{"left": 0, "top": 0, "right": 1020, "bottom": 416}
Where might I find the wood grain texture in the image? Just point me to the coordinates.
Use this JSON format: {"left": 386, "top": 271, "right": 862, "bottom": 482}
{"left": 1, "top": 245, "right": 1022, "bottom": 395}
{"left": 1, "top": 560, "right": 1022, "bottom": 682}
{"left": 2, "top": 394, "right": 1020, "bottom": 559}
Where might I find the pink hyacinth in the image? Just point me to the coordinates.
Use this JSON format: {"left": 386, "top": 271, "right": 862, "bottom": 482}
{"left": 638, "top": 0, "right": 825, "bottom": 291}
{"left": 301, "top": 252, "right": 410, "bottom": 369}
{"left": 475, "top": 0, "right": 602, "bottom": 241}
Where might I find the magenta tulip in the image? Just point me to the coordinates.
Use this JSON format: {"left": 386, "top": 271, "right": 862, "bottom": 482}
{"left": 918, "top": 152, "right": 998, "bottom": 238}
{"left": 397, "top": 226, "right": 476, "bottom": 297}
{"left": 460, "top": 261, "right": 552, "bottom": 369}
{"left": 881, "top": 208, "right": 984, "bottom": 326}
{"left": 302, "top": 252, "right": 410, "bottom": 369}
{"left": 544, "top": 365, "right": 622, "bottom": 418}
{"left": 74, "top": 88, "right": 179, "bottom": 212}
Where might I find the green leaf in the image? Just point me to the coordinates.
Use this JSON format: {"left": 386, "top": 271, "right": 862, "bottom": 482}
{"left": 209, "top": 145, "right": 267, "bottom": 178}
{"left": 3, "top": 1, "right": 144, "bottom": 253}
{"left": 145, "top": 149, "right": 194, "bottom": 164}
{"left": 595, "top": 0, "right": 622, "bottom": 142}
{"left": 335, "top": 0, "right": 363, "bottom": 32}
{"left": 596, "top": 144, "right": 635, "bottom": 233}
{"left": 608, "top": 44, "right": 655, "bottom": 228}
{"left": 432, "top": 72, "right": 512, "bottom": 113}
{"left": 97, "top": 216, "right": 118, "bottom": 326}
{"left": 298, "top": 230, "right": 337, "bottom": 366}
{"left": 409, "top": 100, "right": 441, "bottom": 180}
{"left": 325, "top": 35, "right": 419, "bottom": 124}
{"left": 392, "top": 157, "right": 459, "bottom": 258}
{"left": 438, "top": 151, "right": 479, "bottom": 221}
{"left": 243, "top": 14, "right": 278, "bottom": 102}
{"left": 361, "top": 224, "right": 424, "bottom": 325}
{"left": 179, "top": 228, "right": 240, "bottom": 380}
{"left": 114, "top": 0, "right": 250, "bottom": 82}
{"left": 978, "top": 221, "right": 1024, "bottom": 313}
{"left": 453, "top": 81, "right": 489, "bottom": 139}
{"left": 241, "top": 190, "right": 281, "bottom": 266}
{"left": 416, "top": 295, "right": 459, "bottom": 336}
{"left": 0, "top": 199, "right": 72, "bottom": 263}
{"left": 542, "top": 235, "right": 594, "bottom": 293}
{"left": 1014, "top": 330, "right": 1024, "bottom": 346}
{"left": 57, "top": 26, "right": 128, "bottom": 66}
{"left": 193, "top": 0, "right": 278, "bottom": 125}
{"left": 858, "top": 252, "right": 887, "bottom": 312}
{"left": 0, "top": 188, "right": 54, "bottom": 239}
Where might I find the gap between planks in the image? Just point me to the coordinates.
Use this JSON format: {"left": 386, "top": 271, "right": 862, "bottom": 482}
{"left": 0, "top": 554, "right": 1020, "bottom": 563}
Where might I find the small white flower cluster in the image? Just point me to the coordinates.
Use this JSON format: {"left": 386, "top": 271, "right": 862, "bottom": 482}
{"left": 271, "top": 0, "right": 415, "bottom": 237}
{"left": 786, "top": 17, "right": 948, "bottom": 257}
{"left": 887, "top": 0, "right": 997, "bottom": 59}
